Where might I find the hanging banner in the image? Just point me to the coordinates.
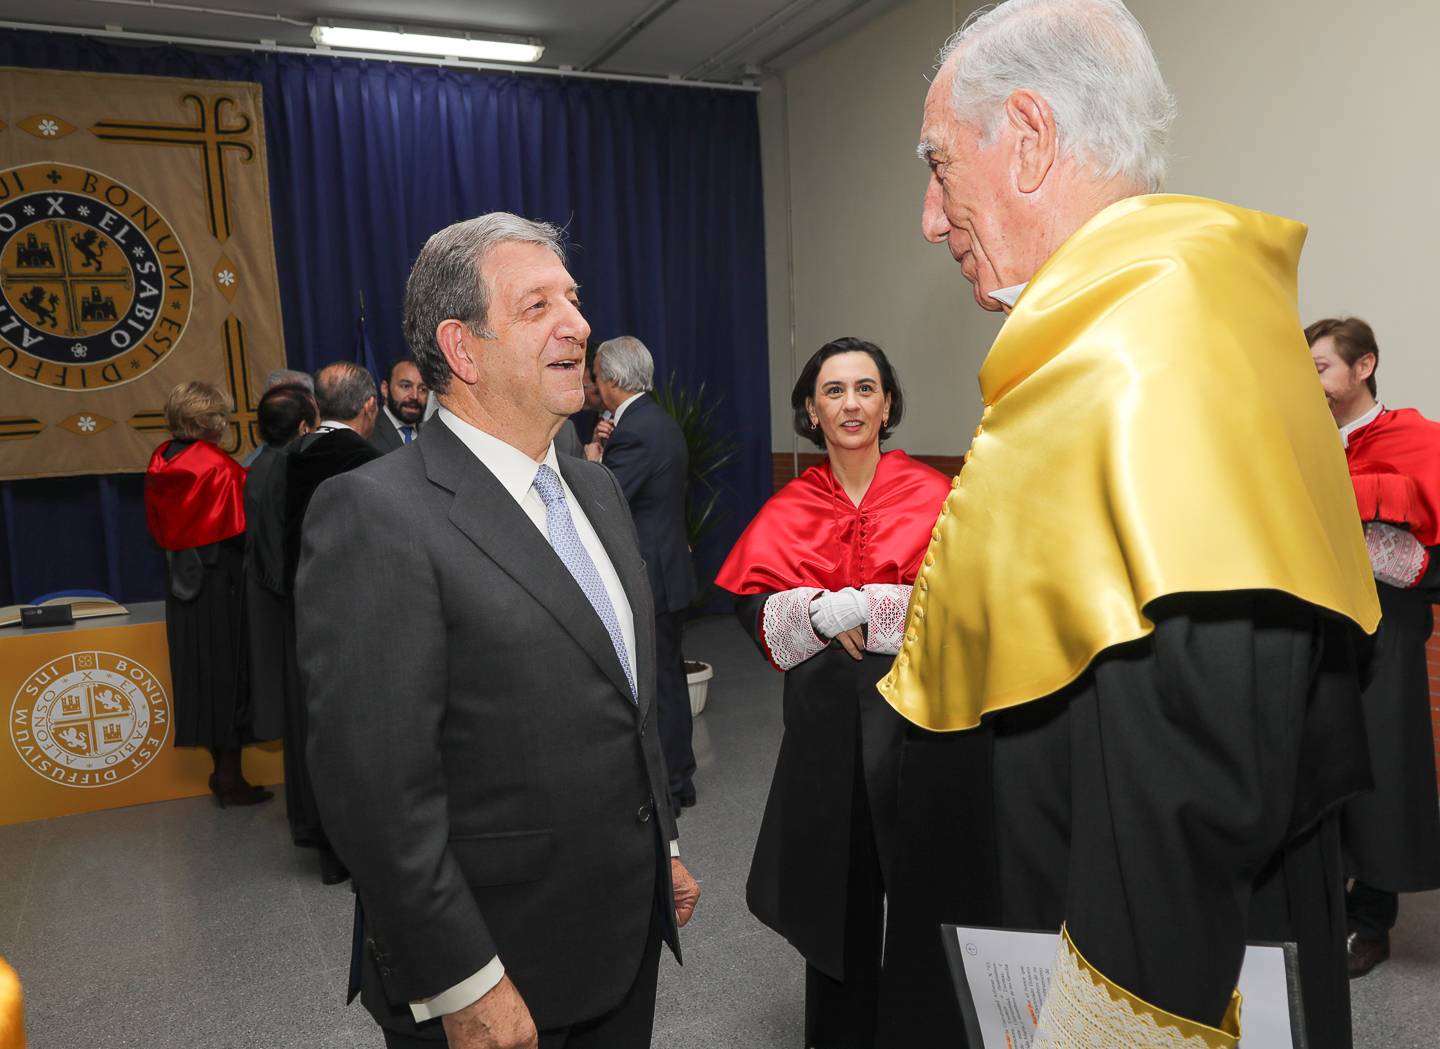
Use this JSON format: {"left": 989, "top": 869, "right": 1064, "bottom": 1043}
{"left": 0, "top": 67, "right": 286, "bottom": 479}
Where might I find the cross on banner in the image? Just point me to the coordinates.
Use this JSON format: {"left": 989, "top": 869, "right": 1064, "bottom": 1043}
{"left": 91, "top": 93, "right": 257, "bottom": 242}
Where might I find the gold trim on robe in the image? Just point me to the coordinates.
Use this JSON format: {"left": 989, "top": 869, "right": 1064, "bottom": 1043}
{"left": 879, "top": 194, "right": 1381, "bottom": 731}
{"left": 1034, "top": 924, "right": 1241, "bottom": 1049}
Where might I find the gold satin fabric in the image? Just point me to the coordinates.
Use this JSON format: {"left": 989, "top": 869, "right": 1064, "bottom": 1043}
{"left": 879, "top": 194, "right": 1380, "bottom": 731}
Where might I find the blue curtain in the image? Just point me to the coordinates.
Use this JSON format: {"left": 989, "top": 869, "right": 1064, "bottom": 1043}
{"left": 0, "top": 28, "right": 769, "bottom": 606}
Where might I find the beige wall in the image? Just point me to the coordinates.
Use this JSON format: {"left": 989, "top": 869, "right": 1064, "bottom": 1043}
{"left": 762, "top": 0, "right": 1440, "bottom": 452}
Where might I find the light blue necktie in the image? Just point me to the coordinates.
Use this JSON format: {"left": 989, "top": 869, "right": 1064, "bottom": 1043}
{"left": 399, "top": 424, "right": 414, "bottom": 444}
{"left": 531, "top": 464, "right": 636, "bottom": 701}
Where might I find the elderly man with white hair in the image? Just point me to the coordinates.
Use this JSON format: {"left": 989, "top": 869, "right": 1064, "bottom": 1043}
{"left": 879, "top": 2, "right": 1379, "bottom": 1047}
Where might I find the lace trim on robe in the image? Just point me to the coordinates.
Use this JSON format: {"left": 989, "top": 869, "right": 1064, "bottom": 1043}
{"left": 760, "top": 587, "right": 826, "bottom": 670}
{"left": 1033, "top": 925, "right": 1241, "bottom": 1049}
{"left": 1365, "top": 521, "right": 1429, "bottom": 588}
{"left": 863, "top": 584, "right": 911, "bottom": 655}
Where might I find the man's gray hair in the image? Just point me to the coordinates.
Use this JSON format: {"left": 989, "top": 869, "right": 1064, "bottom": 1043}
{"left": 314, "top": 360, "right": 376, "bottom": 420}
{"left": 594, "top": 335, "right": 654, "bottom": 394}
{"left": 263, "top": 367, "right": 313, "bottom": 392}
{"left": 937, "top": 0, "right": 1176, "bottom": 192}
{"left": 403, "top": 212, "right": 566, "bottom": 394}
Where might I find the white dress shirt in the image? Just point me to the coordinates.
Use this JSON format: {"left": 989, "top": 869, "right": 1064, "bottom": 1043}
{"left": 609, "top": 390, "right": 644, "bottom": 429}
{"left": 409, "top": 408, "right": 654, "bottom": 1023}
{"left": 317, "top": 419, "right": 356, "bottom": 433}
{"left": 1340, "top": 402, "right": 1384, "bottom": 448}
{"left": 991, "top": 281, "right": 1028, "bottom": 309}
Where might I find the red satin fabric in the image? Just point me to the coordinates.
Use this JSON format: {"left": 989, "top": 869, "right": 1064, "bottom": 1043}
{"left": 144, "top": 440, "right": 247, "bottom": 551}
{"left": 716, "top": 449, "right": 952, "bottom": 594}
{"left": 1346, "top": 408, "right": 1440, "bottom": 546}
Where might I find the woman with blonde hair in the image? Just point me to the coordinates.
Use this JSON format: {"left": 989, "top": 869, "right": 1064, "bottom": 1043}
{"left": 144, "top": 381, "right": 272, "bottom": 806}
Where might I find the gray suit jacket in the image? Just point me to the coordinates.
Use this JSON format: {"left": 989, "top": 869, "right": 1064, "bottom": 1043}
{"left": 296, "top": 420, "right": 679, "bottom": 1033}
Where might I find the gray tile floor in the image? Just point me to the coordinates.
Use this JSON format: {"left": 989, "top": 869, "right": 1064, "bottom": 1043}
{"left": 1, "top": 614, "right": 1435, "bottom": 1048}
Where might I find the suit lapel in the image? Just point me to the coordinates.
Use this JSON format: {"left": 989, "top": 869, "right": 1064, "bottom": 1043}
{"left": 422, "top": 422, "right": 639, "bottom": 709}
{"left": 558, "top": 454, "right": 657, "bottom": 723}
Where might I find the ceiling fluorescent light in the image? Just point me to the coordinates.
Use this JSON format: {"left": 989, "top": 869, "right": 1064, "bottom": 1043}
{"left": 311, "top": 23, "right": 544, "bottom": 63}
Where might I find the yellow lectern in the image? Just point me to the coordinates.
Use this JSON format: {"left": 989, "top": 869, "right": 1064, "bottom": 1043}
{"left": 1, "top": 602, "right": 283, "bottom": 826}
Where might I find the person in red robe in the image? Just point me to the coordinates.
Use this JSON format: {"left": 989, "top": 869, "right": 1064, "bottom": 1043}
{"left": 716, "top": 337, "right": 996, "bottom": 1048}
{"left": 144, "top": 381, "right": 272, "bottom": 807}
{"left": 1309, "top": 317, "right": 1440, "bottom": 977}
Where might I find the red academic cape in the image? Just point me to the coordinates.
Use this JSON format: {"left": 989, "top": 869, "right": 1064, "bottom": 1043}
{"left": 716, "top": 449, "right": 952, "bottom": 594}
{"left": 144, "top": 439, "right": 247, "bottom": 551}
{"left": 1345, "top": 407, "right": 1440, "bottom": 547}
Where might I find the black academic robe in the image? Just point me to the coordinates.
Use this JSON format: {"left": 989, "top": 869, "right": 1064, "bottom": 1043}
{"left": 993, "top": 591, "right": 1370, "bottom": 1049}
{"left": 1342, "top": 550, "right": 1440, "bottom": 892}
{"left": 241, "top": 443, "right": 289, "bottom": 743}
{"left": 734, "top": 596, "right": 996, "bottom": 1048}
{"left": 281, "top": 427, "right": 382, "bottom": 844}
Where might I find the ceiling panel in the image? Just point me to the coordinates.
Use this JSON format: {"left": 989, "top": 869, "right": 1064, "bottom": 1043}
{"left": 0, "top": 0, "right": 906, "bottom": 82}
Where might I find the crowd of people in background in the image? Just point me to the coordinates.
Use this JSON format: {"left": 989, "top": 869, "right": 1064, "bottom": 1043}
{"left": 140, "top": 332, "right": 701, "bottom": 889}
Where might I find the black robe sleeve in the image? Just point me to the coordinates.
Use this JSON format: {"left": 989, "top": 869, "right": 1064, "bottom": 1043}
{"left": 1062, "top": 591, "right": 1369, "bottom": 1031}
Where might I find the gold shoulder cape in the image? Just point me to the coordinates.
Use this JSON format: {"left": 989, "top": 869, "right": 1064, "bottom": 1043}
{"left": 879, "top": 194, "right": 1381, "bottom": 732}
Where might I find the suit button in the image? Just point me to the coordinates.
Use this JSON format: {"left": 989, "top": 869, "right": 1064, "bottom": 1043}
{"left": 637, "top": 803, "right": 652, "bottom": 823}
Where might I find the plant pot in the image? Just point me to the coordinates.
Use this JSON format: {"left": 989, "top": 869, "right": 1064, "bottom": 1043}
{"left": 685, "top": 660, "right": 713, "bottom": 716}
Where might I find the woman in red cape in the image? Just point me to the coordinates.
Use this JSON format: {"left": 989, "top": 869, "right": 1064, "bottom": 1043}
{"left": 144, "top": 381, "right": 272, "bottom": 807}
{"left": 716, "top": 338, "right": 996, "bottom": 1048}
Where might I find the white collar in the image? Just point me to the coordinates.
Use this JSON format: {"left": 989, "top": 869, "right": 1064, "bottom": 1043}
{"left": 611, "top": 391, "right": 645, "bottom": 427}
{"left": 437, "top": 407, "right": 560, "bottom": 505}
{"left": 318, "top": 419, "right": 355, "bottom": 433}
{"left": 990, "top": 282, "right": 1028, "bottom": 309}
{"left": 1340, "top": 402, "right": 1384, "bottom": 448}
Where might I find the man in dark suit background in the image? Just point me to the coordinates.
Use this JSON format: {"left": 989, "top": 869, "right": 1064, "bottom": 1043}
{"left": 588, "top": 336, "right": 700, "bottom": 815}
{"left": 370, "top": 357, "right": 430, "bottom": 453}
{"left": 284, "top": 360, "right": 383, "bottom": 884}
{"left": 297, "top": 214, "right": 700, "bottom": 1049}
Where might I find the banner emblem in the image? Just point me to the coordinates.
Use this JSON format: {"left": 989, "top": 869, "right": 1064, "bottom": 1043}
{"left": 0, "top": 162, "right": 193, "bottom": 391}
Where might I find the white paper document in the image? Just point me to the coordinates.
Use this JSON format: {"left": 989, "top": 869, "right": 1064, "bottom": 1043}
{"left": 945, "top": 926, "right": 1297, "bottom": 1049}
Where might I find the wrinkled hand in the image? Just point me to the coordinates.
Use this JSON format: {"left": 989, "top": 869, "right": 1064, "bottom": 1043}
{"left": 593, "top": 419, "right": 615, "bottom": 445}
{"left": 441, "top": 975, "right": 538, "bottom": 1049}
{"left": 583, "top": 440, "right": 604, "bottom": 463}
{"left": 671, "top": 857, "right": 701, "bottom": 927}
{"left": 834, "top": 626, "right": 865, "bottom": 661}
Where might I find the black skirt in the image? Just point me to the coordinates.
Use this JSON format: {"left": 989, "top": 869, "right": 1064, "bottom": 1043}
{"left": 164, "top": 536, "right": 249, "bottom": 749}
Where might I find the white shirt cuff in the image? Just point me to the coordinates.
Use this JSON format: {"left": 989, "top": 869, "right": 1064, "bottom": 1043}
{"left": 670, "top": 839, "right": 680, "bottom": 858}
{"left": 409, "top": 956, "right": 505, "bottom": 1022}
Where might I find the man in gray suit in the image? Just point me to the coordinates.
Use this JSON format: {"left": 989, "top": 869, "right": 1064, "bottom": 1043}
{"left": 297, "top": 213, "right": 699, "bottom": 1049}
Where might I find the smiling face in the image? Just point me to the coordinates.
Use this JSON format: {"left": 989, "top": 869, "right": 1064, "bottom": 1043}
{"left": 473, "top": 240, "right": 590, "bottom": 424}
{"left": 807, "top": 351, "right": 892, "bottom": 454}
{"left": 382, "top": 360, "right": 428, "bottom": 424}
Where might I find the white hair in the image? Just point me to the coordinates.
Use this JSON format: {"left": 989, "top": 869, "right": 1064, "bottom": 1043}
{"left": 936, "top": 0, "right": 1176, "bottom": 192}
{"left": 595, "top": 335, "right": 654, "bottom": 394}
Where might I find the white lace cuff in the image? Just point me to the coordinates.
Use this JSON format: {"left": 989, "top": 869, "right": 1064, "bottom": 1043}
{"left": 761, "top": 587, "right": 826, "bottom": 670}
{"left": 1365, "top": 521, "right": 1428, "bottom": 588}
{"left": 863, "top": 584, "right": 911, "bottom": 655}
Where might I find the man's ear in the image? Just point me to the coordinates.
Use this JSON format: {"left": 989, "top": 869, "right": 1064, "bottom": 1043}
{"left": 1356, "top": 353, "right": 1377, "bottom": 383}
{"left": 437, "top": 320, "right": 480, "bottom": 386}
{"left": 1006, "top": 88, "right": 1056, "bottom": 195}
{"left": 380, "top": 379, "right": 390, "bottom": 400}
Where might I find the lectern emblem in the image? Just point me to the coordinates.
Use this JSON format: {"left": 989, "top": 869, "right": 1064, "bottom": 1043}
{"left": 0, "top": 162, "right": 193, "bottom": 391}
{"left": 8, "top": 651, "right": 170, "bottom": 788}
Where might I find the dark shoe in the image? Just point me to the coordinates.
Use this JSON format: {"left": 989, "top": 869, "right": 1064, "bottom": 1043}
{"left": 208, "top": 774, "right": 274, "bottom": 808}
{"left": 319, "top": 847, "right": 350, "bottom": 886}
{"left": 1347, "top": 932, "right": 1389, "bottom": 978}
